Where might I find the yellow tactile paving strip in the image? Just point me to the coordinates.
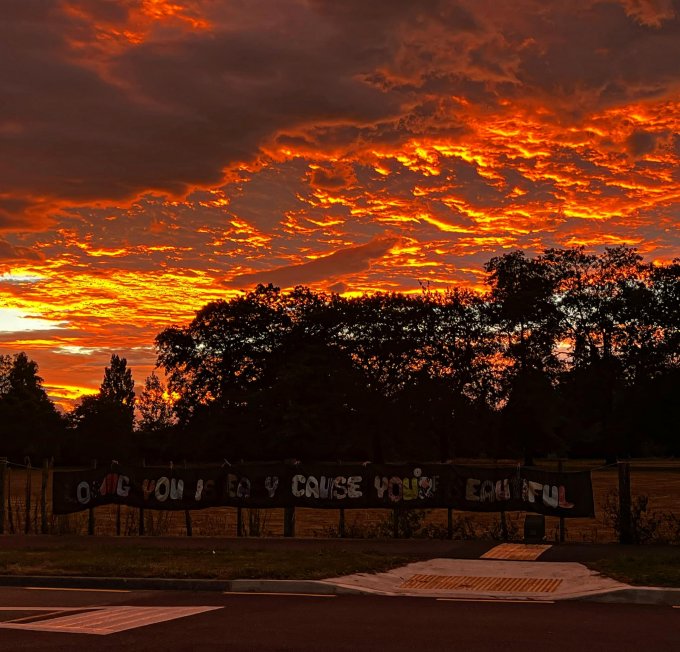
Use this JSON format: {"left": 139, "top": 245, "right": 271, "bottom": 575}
{"left": 400, "top": 574, "right": 563, "bottom": 593}
{"left": 481, "top": 543, "right": 551, "bottom": 560}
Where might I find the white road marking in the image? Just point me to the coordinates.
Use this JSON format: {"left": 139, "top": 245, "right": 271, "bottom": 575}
{"left": 24, "top": 587, "right": 130, "bottom": 593}
{"left": 0, "top": 607, "right": 87, "bottom": 612}
{"left": 224, "top": 592, "right": 337, "bottom": 598}
{"left": 437, "top": 598, "right": 555, "bottom": 604}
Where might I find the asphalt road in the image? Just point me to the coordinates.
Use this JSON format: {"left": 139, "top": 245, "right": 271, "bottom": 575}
{"left": 0, "top": 587, "right": 678, "bottom": 651}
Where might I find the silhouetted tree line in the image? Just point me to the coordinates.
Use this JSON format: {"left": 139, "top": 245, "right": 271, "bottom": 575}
{"left": 1, "top": 246, "right": 678, "bottom": 464}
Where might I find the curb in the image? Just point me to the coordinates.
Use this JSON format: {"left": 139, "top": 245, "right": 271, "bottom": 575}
{"left": 572, "top": 587, "right": 680, "bottom": 606}
{"left": 0, "top": 575, "right": 362, "bottom": 595}
{"left": 0, "top": 575, "right": 230, "bottom": 592}
{"left": 229, "top": 580, "right": 362, "bottom": 595}
{"left": 0, "top": 576, "right": 677, "bottom": 604}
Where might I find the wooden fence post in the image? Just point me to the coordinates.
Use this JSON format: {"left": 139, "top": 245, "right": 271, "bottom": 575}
{"left": 24, "top": 458, "right": 32, "bottom": 535}
{"left": 338, "top": 508, "right": 345, "bottom": 538}
{"left": 0, "top": 457, "right": 6, "bottom": 534}
{"left": 236, "top": 507, "right": 243, "bottom": 537}
{"left": 558, "top": 459, "right": 566, "bottom": 543}
{"left": 139, "top": 459, "right": 145, "bottom": 536}
{"left": 183, "top": 463, "right": 192, "bottom": 537}
{"left": 88, "top": 460, "right": 96, "bottom": 536}
{"left": 283, "top": 506, "right": 295, "bottom": 537}
{"left": 500, "top": 510, "right": 508, "bottom": 541}
{"left": 40, "top": 459, "right": 49, "bottom": 535}
{"left": 7, "top": 466, "right": 14, "bottom": 534}
{"left": 618, "top": 461, "right": 632, "bottom": 544}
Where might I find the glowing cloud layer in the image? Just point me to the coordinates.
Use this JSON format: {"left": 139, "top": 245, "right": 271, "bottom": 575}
{"left": 0, "top": 0, "right": 679, "bottom": 404}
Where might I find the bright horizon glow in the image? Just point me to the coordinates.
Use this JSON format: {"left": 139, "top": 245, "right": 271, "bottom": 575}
{"left": 0, "top": 309, "right": 67, "bottom": 333}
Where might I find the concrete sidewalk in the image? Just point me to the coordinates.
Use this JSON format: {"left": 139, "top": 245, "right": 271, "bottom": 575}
{"left": 322, "top": 557, "right": 626, "bottom": 600}
{"left": 318, "top": 544, "right": 680, "bottom": 605}
{"left": 0, "top": 539, "right": 678, "bottom": 606}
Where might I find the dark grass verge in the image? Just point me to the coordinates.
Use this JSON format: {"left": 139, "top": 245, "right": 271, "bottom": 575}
{"left": 0, "top": 547, "right": 425, "bottom": 581}
{"left": 584, "top": 546, "right": 680, "bottom": 587}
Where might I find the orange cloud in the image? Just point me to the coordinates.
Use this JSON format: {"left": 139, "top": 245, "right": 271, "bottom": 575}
{"left": 1, "top": 0, "right": 680, "bottom": 403}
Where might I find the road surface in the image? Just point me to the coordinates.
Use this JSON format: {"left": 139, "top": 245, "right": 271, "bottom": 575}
{"left": 0, "top": 587, "right": 678, "bottom": 651}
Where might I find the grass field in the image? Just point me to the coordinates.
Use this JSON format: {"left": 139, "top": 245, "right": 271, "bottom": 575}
{"left": 585, "top": 547, "right": 680, "bottom": 588}
{"left": 0, "top": 541, "right": 678, "bottom": 587}
{"left": 0, "top": 545, "right": 422, "bottom": 580}
{"left": 3, "top": 459, "right": 679, "bottom": 543}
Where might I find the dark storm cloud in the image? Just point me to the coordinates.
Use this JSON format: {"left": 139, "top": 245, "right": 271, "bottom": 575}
{"left": 0, "top": 0, "right": 404, "bottom": 228}
{"left": 226, "top": 234, "right": 400, "bottom": 288}
{"left": 2, "top": 0, "right": 680, "bottom": 231}
{"left": 308, "top": 163, "right": 358, "bottom": 190}
{"left": 480, "top": 0, "right": 680, "bottom": 109}
{"left": 0, "top": 239, "right": 44, "bottom": 262}
{"left": 626, "top": 130, "right": 659, "bottom": 157}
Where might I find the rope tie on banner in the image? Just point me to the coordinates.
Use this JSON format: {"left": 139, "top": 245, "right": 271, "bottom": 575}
{"left": 7, "top": 460, "right": 32, "bottom": 469}
{"left": 511, "top": 463, "right": 523, "bottom": 496}
{"left": 589, "top": 462, "right": 619, "bottom": 472}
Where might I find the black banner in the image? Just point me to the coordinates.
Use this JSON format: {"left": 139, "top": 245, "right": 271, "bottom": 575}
{"left": 52, "top": 466, "right": 225, "bottom": 513}
{"left": 452, "top": 465, "right": 595, "bottom": 518}
{"left": 52, "top": 463, "right": 594, "bottom": 517}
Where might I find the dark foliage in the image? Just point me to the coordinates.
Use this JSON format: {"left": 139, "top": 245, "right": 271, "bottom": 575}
{"left": 0, "top": 353, "right": 66, "bottom": 460}
{"left": 65, "top": 354, "right": 136, "bottom": 463}
{"left": 4, "top": 246, "right": 679, "bottom": 463}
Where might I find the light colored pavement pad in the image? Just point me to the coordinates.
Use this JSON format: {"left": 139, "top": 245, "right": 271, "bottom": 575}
{"left": 400, "top": 574, "right": 562, "bottom": 593}
{"left": 324, "top": 558, "right": 628, "bottom": 600}
{"left": 0, "top": 606, "right": 221, "bottom": 635}
{"left": 481, "top": 543, "right": 552, "bottom": 561}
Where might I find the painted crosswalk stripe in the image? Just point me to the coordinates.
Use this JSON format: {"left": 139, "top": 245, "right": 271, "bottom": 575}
{"left": 0, "top": 606, "right": 221, "bottom": 635}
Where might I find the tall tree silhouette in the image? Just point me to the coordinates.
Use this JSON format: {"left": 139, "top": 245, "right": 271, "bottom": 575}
{"left": 251, "top": 331, "right": 372, "bottom": 461}
{"left": 485, "top": 250, "right": 562, "bottom": 373}
{"left": 68, "top": 354, "right": 136, "bottom": 461}
{"left": 136, "top": 371, "right": 176, "bottom": 461}
{"left": 485, "top": 251, "right": 563, "bottom": 463}
{"left": 0, "top": 352, "right": 64, "bottom": 460}
{"left": 542, "top": 246, "right": 649, "bottom": 458}
{"left": 156, "top": 284, "right": 291, "bottom": 423}
{"left": 137, "top": 372, "right": 174, "bottom": 433}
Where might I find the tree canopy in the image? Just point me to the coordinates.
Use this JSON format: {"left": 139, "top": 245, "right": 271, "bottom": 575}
{"left": 0, "top": 353, "right": 65, "bottom": 460}
{"left": 67, "top": 354, "right": 136, "bottom": 462}
{"left": 3, "top": 245, "right": 678, "bottom": 463}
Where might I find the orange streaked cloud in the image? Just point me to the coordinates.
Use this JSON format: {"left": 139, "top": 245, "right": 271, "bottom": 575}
{"left": 1, "top": 0, "right": 679, "bottom": 402}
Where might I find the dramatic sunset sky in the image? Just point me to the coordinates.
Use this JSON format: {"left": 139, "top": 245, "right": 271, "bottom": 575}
{"left": 1, "top": 0, "right": 679, "bottom": 409}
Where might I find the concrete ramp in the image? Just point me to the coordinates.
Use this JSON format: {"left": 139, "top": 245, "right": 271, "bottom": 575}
{"left": 322, "top": 558, "right": 628, "bottom": 601}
